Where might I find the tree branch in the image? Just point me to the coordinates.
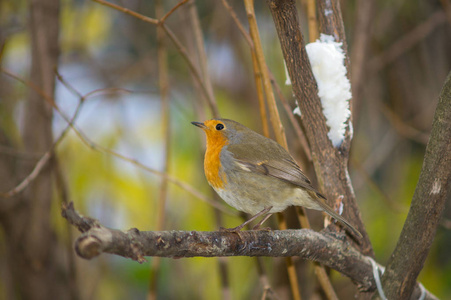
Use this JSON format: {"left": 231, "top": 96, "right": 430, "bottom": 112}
{"left": 380, "top": 72, "right": 451, "bottom": 299}
{"left": 62, "top": 202, "right": 438, "bottom": 300}
{"left": 92, "top": 0, "right": 220, "bottom": 117}
{"left": 266, "top": 0, "right": 372, "bottom": 255}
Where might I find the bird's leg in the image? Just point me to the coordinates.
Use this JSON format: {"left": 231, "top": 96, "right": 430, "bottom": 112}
{"left": 251, "top": 213, "right": 273, "bottom": 230}
{"left": 220, "top": 206, "right": 273, "bottom": 233}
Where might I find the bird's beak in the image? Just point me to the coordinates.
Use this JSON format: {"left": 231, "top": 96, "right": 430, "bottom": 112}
{"left": 191, "top": 121, "right": 207, "bottom": 129}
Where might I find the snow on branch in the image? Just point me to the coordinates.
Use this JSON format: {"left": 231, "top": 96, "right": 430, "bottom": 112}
{"left": 295, "top": 34, "right": 352, "bottom": 147}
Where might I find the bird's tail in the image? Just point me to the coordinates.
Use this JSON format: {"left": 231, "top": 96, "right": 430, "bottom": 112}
{"left": 315, "top": 199, "right": 363, "bottom": 239}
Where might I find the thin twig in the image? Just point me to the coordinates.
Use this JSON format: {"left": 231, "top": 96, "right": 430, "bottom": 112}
{"left": 0, "top": 69, "right": 131, "bottom": 198}
{"left": 148, "top": 0, "right": 171, "bottom": 298}
{"left": 159, "top": 0, "right": 189, "bottom": 24}
{"left": 91, "top": 0, "right": 220, "bottom": 117}
{"left": 244, "top": 1, "right": 300, "bottom": 298}
{"left": 268, "top": 1, "right": 356, "bottom": 299}
{"left": 244, "top": 0, "right": 287, "bottom": 148}
{"left": 245, "top": 1, "right": 335, "bottom": 298}
{"left": 55, "top": 69, "right": 83, "bottom": 98}
{"left": 380, "top": 104, "right": 429, "bottom": 145}
{"left": 277, "top": 213, "right": 302, "bottom": 300}
{"left": 222, "top": 0, "right": 308, "bottom": 150}
{"left": 70, "top": 127, "right": 234, "bottom": 215}
{"left": 251, "top": 49, "right": 270, "bottom": 138}
{"left": 368, "top": 10, "right": 446, "bottom": 72}
{"left": 0, "top": 152, "right": 53, "bottom": 197}
{"left": 0, "top": 145, "right": 42, "bottom": 159}
{"left": 2, "top": 68, "right": 234, "bottom": 215}
{"left": 53, "top": 158, "right": 80, "bottom": 300}
{"left": 269, "top": 74, "right": 312, "bottom": 161}
{"left": 93, "top": 0, "right": 158, "bottom": 24}
{"left": 221, "top": 0, "right": 254, "bottom": 47}
{"left": 314, "top": 263, "right": 338, "bottom": 300}
{"left": 222, "top": 0, "right": 312, "bottom": 161}
{"left": 255, "top": 257, "right": 279, "bottom": 300}
{"left": 155, "top": 0, "right": 171, "bottom": 247}
{"left": 1, "top": 68, "right": 56, "bottom": 107}
{"left": 186, "top": 3, "right": 230, "bottom": 298}
{"left": 350, "top": 0, "right": 375, "bottom": 120}
{"left": 187, "top": 0, "right": 218, "bottom": 118}
{"left": 306, "top": 0, "right": 319, "bottom": 42}
{"left": 350, "top": 158, "right": 406, "bottom": 213}
{"left": 295, "top": 207, "right": 339, "bottom": 300}
{"left": 161, "top": 24, "right": 219, "bottom": 117}
{"left": 221, "top": 0, "right": 269, "bottom": 136}
{"left": 0, "top": 90, "right": 84, "bottom": 198}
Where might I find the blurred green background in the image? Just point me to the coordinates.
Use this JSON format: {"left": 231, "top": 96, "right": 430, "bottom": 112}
{"left": 1, "top": 0, "right": 450, "bottom": 299}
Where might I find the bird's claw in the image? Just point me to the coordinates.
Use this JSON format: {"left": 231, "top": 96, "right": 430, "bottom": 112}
{"left": 251, "top": 225, "right": 272, "bottom": 231}
{"left": 219, "top": 226, "right": 244, "bottom": 240}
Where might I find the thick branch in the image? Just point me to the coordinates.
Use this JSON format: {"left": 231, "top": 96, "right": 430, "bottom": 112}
{"left": 316, "top": 0, "right": 350, "bottom": 70}
{"left": 266, "top": 0, "right": 372, "bottom": 255}
{"left": 380, "top": 72, "right": 451, "bottom": 299}
{"left": 62, "top": 202, "right": 437, "bottom": 300}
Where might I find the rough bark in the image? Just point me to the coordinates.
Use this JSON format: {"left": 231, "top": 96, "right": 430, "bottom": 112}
{"left": 379, "top": 72, "right": 451, "bottom": 299}
{"left": 266, "top": 0, "right": 373, "bottom": 256}
{"left": 62, "top": 202, "right": 438, "bottom": 300}
{"left": 316, "top": 0, "right": 350, "bottom": 69}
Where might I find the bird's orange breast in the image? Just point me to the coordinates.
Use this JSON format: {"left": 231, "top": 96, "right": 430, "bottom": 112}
{"left": 204, "top": 132, "right": 228, "bottom": 189}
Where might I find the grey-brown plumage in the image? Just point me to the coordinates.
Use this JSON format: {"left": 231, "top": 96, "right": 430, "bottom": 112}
{"left": 193, "top": 118, "right": 362, "bottom": 238}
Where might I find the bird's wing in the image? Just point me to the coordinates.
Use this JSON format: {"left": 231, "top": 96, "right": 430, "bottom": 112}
{"left": 228, "top": 142, "right": 363, "bottom": 238}
{"left": 227, "top": 143, "right": 325, "bottom": 199}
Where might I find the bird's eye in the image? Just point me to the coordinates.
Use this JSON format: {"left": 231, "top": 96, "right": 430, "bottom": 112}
{"left": 215, "top": 123, "right": 224, "bottom": 131}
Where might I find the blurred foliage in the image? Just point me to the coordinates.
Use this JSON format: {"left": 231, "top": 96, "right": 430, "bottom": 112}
{"left": 1, "top": 0, "right": 450, "bottom": 299}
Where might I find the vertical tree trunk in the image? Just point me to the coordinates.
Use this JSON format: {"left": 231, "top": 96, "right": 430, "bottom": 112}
{"left": 380, "top": 72, "right": 451, "bottom": 299}
{"left": 0, "top": 0, "right": 71, "bottom": 299}
{"left": 266, "top": 0, "right": 373, "bottom": 256}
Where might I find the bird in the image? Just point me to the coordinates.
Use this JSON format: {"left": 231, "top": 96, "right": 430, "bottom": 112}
{"left": 192, "top": 118, "right": 362, "bottom": 238}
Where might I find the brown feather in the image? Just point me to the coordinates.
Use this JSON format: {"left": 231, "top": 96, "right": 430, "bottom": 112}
{"left": 228, "top": 142, "right": 362, "bottom": 239}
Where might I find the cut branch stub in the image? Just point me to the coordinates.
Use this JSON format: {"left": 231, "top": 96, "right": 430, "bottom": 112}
{"left": 62, "top": 201, "right": 438, "bottom": 299}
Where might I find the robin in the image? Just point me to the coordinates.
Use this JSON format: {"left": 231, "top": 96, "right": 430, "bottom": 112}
{"left": 192, "top": 118, "right": 362, "bottom": 238}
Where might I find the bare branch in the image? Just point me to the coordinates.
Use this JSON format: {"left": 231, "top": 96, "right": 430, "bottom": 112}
{"left": 220, "top": 0, "right": 311, "bottom": 160}
{"left": 92, "top": 0, "right": 159, "bottom": 24}
{"left": 244, "top": 0, "right": 288, "bottom": 148}
{"left": 221, "top": 0, "right": 254, "bottom": 47}
{"left": 0, "top": 76, "right": 85, "bottom": 198}
{"left": 269, "top": 74, "right": 312, "bottom": 161}
{"left": 380, "top": 104, "right": 429, "bottom": 145}
{"left": 251, "top": 49, "right": 270, "bottom": 138}
{"left": 305, "top": 0, "right": 318, "bottom": 42}
{"left": 149, "top": 0, "right": 171, "bottom": 298}
{"left": 185, "top": 0, "right": 219, "bottom": 118}
{"left": 243, "top": 2, "right": 300, "bottom": 298}
{"left": 368, "top": 10, "right": 446, "bottom": 73}
{"left": 380, "top": 72, "right": 451, "bottom": 299}
{"left": 62, "top": 202, "right": 438, "bottom": 300}
{"left": 92, "top": 0, "right": 220, "bottom": 117}
{"left": 1, "top": 68, "right": 232, "bottom": 215}
{"left": 350, "top": 0, "right": 375, "bottom": 120}
{"left": 159, "top": 0, "right": 189, "bottom": 24}
{"left": 266, "top": 0, "right": 372, "bottom": 255}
